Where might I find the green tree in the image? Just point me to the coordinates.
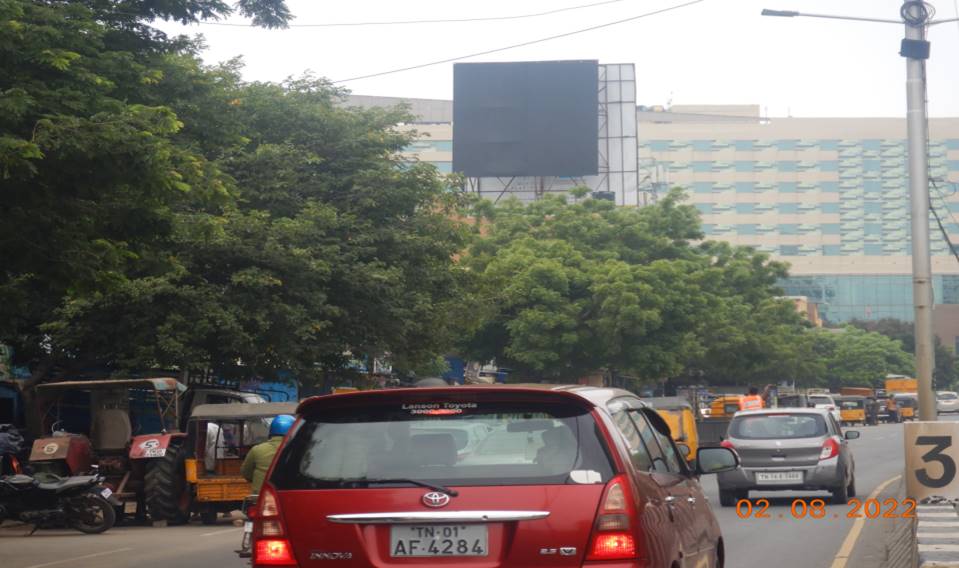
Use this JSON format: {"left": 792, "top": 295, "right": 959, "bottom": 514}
{"left": 849, "top": 318, "right": 956, "bottom": 389}
{"left": 815, "top": 326, "right": 914, "bottom": 389}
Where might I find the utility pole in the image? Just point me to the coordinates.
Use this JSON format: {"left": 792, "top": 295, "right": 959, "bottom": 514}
{"left": 901, "top": 1, "right": 937, "bottom": 421}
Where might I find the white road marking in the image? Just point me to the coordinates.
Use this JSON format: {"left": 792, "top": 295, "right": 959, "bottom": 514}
{"left": 919, "top": 544, "right": 959, "bottom": 552}
{"left": 200, "top": 527, "right": 242, "bottom": 537}
{"left": 829, "top": 474, "right": 902, "bottom": 568}
{"left": 25, "top": 547, "right": 133, "bottom": 568}
{"left": 920, "top": 512, "right": 957, "bottom": 518}
{"left": 918, "top": 532, "right": 959, "bottom": 538}
{"left": 920, "top": 521, "right": 959, "bottom": 528}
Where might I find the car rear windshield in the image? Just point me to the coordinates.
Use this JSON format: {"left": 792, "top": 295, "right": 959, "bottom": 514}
{"left": 808, "top": 396, "right": 833, "bottom": 405}
{"left": 270, "top": 400, "right": 615, "bottom": 489}
{"left": 939, "top": 392, "right": 958, "bottom": 400}
{"left": 729, "top": 414, "right": 827, "bottom": 440}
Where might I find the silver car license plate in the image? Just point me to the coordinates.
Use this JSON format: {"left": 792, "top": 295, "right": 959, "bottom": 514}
{"left": 390, "top": 525, "right": 488, "bottom": 557}
{"left": 756, "top": 471, "right": 803, "bottom": 484}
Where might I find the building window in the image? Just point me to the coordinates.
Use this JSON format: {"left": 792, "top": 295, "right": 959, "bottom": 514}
{"left": 779, "top": 224, "right": 800, "bottom": 235}
{"left": 777, "top": 161, "right": 799, "bottom": 172}
{"left": 433, "top": 161, "right": 453, "bottom": 173}
{"left": 701, "top": 224, "right": 715, "bottom": 235}
{"left": 692, "top": 140, "right": 714, "bottom": 151}
{"left": 819, "top": 140, "right": 840, "bottom": 151}
{"left": 736, "top": 182, "right": 757, "bottom": 193}
{"left": 736, "top": 203, "right": 756, "bottom": 214}
{"left": 822, "top": 224, "right": 841, "bottom": 235}
{"left": 864, "top": 180, "right": 883, "bottom": 193}
{"left": 863, "top": 159, "right": 882, "bottom": 172}
{"left": 820, "top": 203, "right": 840, "bottom": 214}
{"left": 946, "top": 140, "right": 959, "bottom": 150}
{"left": 864, "top": 202, "right": 882, "bottom": 214}
{"left": 949, "top": 160, "right": 959, "bottom": 171}
{"left": 692, "top": 161, "right": 714, "bottom": 172}
{"left": 862, "top": 140, "right": 883, "bottom": 152}
{"left": 864, "top": 244, "right": 884, "bottom": 255}
{"left": 695, "top": 203, "right": 713, "bottom": 214}
{"left": 693, "top": 182, "right": 714, "bottom": 194}
{"left": 779, "top": 182, "right": 799, "bottom": 193}
{"left": 649, "top": 140, "right": 670, "bottom": 151}
{"left": 737, "top": 224, "right": 758, "bottom": 235}
{"left": 735, "top": 140, "right": 755, "bottom": 151}
{"left": 780, "top": 245, "right": 801, "bottom": 256}
{"left": 823, "top": 245, "right": 841, "bottom": 256}
{"left": 819, "top": 161, "right": 839, "bottom": 172}
{"left": 864, "top": 223, "right": 883, "bottom": 236}
{"left": 778, "top": 203, "right": 800, "bottom": 214}
{"left": 734, "top": 161, "right": 755, "bottom": 172}
{"left": 821, "top": 182, "right": 840, "bottom": 193}
{"left": 776, "top": 140, "right": 798, "bottom": 151}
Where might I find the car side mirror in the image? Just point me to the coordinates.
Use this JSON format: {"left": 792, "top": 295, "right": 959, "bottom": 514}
{"left": 844, "top": 430, "right": 860, "bottom": 440}
{"left": 695, "top": 447, "right": 739, "bottom": 475}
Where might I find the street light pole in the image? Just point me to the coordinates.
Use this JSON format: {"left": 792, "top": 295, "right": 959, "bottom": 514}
{"left": 762, "top": 1, "right": 941, "bottom": 420}
{"left": 902, "top": 3, "right": 937, "bottom": 421}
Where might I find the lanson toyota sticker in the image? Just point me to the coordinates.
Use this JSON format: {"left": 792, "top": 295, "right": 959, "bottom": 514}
{"left": 402, "top": 402, "right": 478, "bottom": 415}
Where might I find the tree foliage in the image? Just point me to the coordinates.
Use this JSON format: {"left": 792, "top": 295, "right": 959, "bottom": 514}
{"left": 1, "top": 0, "right": 465, "bottom": 385}
{"left": 812, "top": 326, "right": 914, "bottom": 389}
{"left": 849, "top": 318, "right": 957, "bottom": 389}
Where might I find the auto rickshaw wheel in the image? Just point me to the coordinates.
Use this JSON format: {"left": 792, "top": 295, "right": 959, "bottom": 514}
{"left": 144, "top": 443, "right": 192, "bottom": 525}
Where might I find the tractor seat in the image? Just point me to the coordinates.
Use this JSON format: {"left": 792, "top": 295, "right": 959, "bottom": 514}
{"left": 1, "top": 474, "right": 37, "bottom": 488}
{"left": 37, "top": 475, "right": 98, "bottom": 492}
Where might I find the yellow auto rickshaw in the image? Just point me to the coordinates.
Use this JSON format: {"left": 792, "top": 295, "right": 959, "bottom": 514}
{"left": 837, "top": 395, "right": 866, "bottom": 426}
{"left": 645, "top": 397, "right": 699, "bottom": 461}
{"left": 709, "top": 395, "right": 743, "bottom": 419}
{"left": 184, "top": 402, "right": 298, "bottom": 524}
{"left": 894, "top": 393, "right": 917, "bottom": 421}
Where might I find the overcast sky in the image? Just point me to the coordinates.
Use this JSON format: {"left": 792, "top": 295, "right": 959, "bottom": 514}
{"left": 157, "top": 0, "right": 959, "bottom": 117}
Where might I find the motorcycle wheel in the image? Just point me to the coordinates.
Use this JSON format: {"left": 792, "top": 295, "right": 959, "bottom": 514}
{"left": 68, "top": 494, "right": 116, "bottom": 534}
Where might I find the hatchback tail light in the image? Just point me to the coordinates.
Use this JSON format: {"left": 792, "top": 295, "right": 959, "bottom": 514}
{"left": 253, "top": 484, "right": 298, "bottom": 567}
{"left": 587, "top": 475, "right": 645, "bottom": 561}
{"left": 819, "top": 437, "right": 840, "bottom": 461}
{"left": 720, "top": 440, "right": 735, "bottom": 450}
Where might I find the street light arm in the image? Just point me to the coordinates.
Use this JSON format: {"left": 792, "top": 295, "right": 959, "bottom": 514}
{"left": 930, "top": 17, "right": 959, "bottom": 25}
{"left": 761, "top": 8, "right": 901, "bottom": 24}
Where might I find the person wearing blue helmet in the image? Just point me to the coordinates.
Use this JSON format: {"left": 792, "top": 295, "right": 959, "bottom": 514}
{"left": 241, "top": 414, "right": 295, "bottom": 493}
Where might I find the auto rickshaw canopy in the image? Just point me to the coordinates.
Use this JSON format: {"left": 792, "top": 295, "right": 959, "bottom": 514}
{"left": 189, "top": 402, "right": 298, "bottom": 421}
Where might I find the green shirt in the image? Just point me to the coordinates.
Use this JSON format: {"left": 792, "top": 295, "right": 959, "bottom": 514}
{"left": 241, "top": 436, "right": 283, "bottom": 493}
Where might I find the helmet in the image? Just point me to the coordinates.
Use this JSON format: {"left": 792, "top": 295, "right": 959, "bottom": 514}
{"left": 269, "top": 415, "right": 296, "bottom": 437}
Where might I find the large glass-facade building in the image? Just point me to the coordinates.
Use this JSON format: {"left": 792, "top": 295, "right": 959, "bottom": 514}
{"left": 347, "top": 96, "right": 959, "bottom": 332}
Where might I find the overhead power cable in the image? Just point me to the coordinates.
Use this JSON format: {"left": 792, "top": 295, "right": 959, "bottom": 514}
{"left": 197, "top": 0, "right": 635, "bottom": 27}
{"left": 930, "top": 179, "right": 959, "bottom": 265}
{"left": 332, "top": 0, "right": 706, "bottom": 83}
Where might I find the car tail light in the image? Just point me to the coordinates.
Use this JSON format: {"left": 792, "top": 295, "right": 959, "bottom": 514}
{"left": 587, "top": 475, "right": 644, "bottom": 561}
{"left": 253, "top": 485, "right": 297, "bottom": 567}
{"left": 820, "top": 437, "right": 840, "bottom": 460}
{"left": 720, "top": 440, "right": 735, "bottom": 450}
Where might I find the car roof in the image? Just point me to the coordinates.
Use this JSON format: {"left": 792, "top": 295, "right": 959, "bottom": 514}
{"left": 643, "top": 396, "right": 693, "bottom": 410}
{"left": 297, "top": 384, "right": 645, "bottom": 415}
{"left": 37, "top": 377, "right": 186, "bottom": 393}
{"left": 189, "top": 402, "right": 298, "bottom": 420}
{"left": 734, "top": 407, "right": 833, "bottom": 417}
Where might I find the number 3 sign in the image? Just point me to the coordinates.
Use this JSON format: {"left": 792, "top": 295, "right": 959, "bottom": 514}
{"left": 905, "top": 422, "right": 959, "bottom": 499}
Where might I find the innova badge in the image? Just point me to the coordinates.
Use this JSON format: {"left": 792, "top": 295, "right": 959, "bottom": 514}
{"left": 422, "top": 491, "right": 450, "bottom": 508}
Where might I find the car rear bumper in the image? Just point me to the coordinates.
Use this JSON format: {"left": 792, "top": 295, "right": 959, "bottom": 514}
{"left": 717, "top": 458, "right": 843, "bottom": 491}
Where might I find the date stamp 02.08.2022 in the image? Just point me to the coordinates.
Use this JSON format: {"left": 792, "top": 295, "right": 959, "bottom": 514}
{"left": 734, "top": 498, "right": 917, "bottom": 520}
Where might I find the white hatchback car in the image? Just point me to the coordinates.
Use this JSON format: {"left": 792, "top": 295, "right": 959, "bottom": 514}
{"left": 807, "top": 394, "right": 842, "bottom": 424}
{"left": 937, "top": 391, "right": 959, "bottom": 414}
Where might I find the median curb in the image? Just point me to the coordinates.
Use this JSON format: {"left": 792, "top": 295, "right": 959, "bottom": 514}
{"left": 917, "top": 498, "right": 959, "bottom": 568}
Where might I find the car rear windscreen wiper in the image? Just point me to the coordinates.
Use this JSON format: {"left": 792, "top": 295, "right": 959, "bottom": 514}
{"left": 350, "top": 478, "right": 459, "bottom": 496}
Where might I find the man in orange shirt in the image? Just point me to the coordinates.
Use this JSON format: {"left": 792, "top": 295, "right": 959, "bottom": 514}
{"left": 739, "top": 386, "right": 765, "bottom": 411}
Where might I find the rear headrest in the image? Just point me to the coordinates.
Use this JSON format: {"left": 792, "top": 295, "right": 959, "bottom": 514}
{"left": 410, "top": 433, "right": 457, "bottom": 467}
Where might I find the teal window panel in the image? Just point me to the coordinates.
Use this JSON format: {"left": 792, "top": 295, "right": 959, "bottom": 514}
{"left": 864, "top": 223, "right": 883, "bottom": 235}
{"left": 946, "top": 140, "right": 959, "bottom": 150}
{"left": 701, "top": 224, "right": 715, "bottom": 234}
{"left": 433, "top": 161, "right": 453, "bottom": 173}
{"left": 736, "top": 203, "right": 756, "bottom": 214}
{"left": 819, "top": 161, "right": 840, "bottom": 172}
{"left": 692, "top": 161, "right": 713, "bottom": 172}
{"left": 736, "top": 182, "right": 757, "bottom": 193}
{"left": 819, "top": 140, "right": 840, "bottom": 151}
{"left": 864, "top": 202, "right": 882, "bottom": 214}
{"left": 863, "top": 159, "right": 882, "bottom": 171}
{"left": 780, "top": 245, "right": 801, "bottom": 255}
{"left": 779, "top": 224, "right": 800, "bottom": 235}
{"left": 737, "top": 224, "right": 758, "bottom": 235}
{"left": 776, "top": 140, "right": 798, "bottom": 151}
{"left": 821, "top": 203, "right": 840, "bottom": 214}
{"left": 777, "top": 161, "right": 799, "bottom": 172}
{"left": 864, "top": 244, "right": 884, "bottom": 255}
{"left": 822, "top": 245, "right": 841, "bottom": 256}
{"left": 649, "top": 140, "right": 670, "bottom": 151}
{"left": 734, "top": 161, "right": 755, "bottom": 172}
{"left": 735, "top": 140, "right": 755, "bottom": 151}
{"left": 693, "top": 182, "right": 714, "bottom": 194}
{"left": 948, "top": 223, "right": 959, "bottom": 233}
{"left": 864, "top": 180, "right": 883, "bottom": 193}
{"left": 695, "top": 203, "right": 713, "bottom": 214}
{"left": 779, "top": 182, "right": 799, "bottom": 193}
{"left": 692, "top": 140, "right": 714, "bottom": 151}
{"left": 779, "top": 203, "right": 800, "bottom": 214}
{"left": 949, "top": 161, "right": 959, "bottom": 171}
{"left": 822, "top": 224, "right": 841, "bottom": 235}
{"left": 862, "top": 140, "right": 882, "bottom": 152}
{"left": 821, "top": 182, "right": 840, "bottom": 193}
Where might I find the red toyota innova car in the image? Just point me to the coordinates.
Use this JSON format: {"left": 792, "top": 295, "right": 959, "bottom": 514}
{"left": 251, "top": 385, "right": 739, "bottom": 568}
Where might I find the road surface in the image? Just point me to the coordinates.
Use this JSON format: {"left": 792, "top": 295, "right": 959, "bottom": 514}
{"left": 2, "top": 416, "right": 945, "bottom": 568}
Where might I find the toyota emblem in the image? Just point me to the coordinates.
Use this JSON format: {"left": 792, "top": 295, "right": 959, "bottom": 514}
{"left": 422, "top": 492, "right": 450, "bottom": 508}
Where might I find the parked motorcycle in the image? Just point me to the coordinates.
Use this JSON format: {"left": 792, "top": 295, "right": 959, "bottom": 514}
{"left": 0, "top": 424, "right": 26, "bottom": 475}
{"left": 0, "top": 473, "right": 118, "bottom": 534}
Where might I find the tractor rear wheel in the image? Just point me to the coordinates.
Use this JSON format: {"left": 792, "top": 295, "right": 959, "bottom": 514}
{"left": 144, "top": 443, "right": 191, "bottom": 525}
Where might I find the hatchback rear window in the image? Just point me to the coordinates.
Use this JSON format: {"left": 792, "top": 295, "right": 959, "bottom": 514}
{"left": 729, "top": 414, "right": 826, "bottom": 439}
{"left": 939, "top": 392, "right": 958, "bottom": 400}
{"left": 270, "top": 400, "right": 614, "bottom": 489}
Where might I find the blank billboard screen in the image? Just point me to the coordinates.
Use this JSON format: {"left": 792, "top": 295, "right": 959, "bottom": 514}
{"left": 453, "top": 61, "right": 599, "bottom": 178}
